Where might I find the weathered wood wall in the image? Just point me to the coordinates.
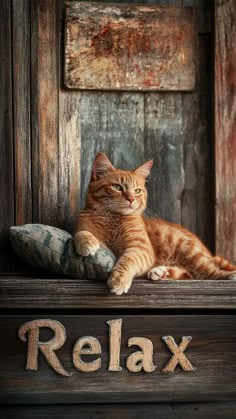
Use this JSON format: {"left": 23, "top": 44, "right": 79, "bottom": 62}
{"left": 215, "top": 0, "right": 236, "bottom": 262}
{"left": 0, "top": 0, "right": 213, "bottom": 273}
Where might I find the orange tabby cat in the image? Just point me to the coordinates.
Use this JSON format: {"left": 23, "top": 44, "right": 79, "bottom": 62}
{"left": 74, "top": 153, "right": 236, "bottom": 295}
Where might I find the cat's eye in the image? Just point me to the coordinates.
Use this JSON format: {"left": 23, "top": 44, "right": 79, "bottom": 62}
{"left": 112, "top": 184, "right": 122, "bottom": 191}
{"left": 134, "top": 188, "right": 142, "bottom": 194}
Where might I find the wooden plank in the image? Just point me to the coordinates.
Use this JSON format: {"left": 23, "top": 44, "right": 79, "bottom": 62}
{"left": 58, "top": 1, "right": 81, "bottom": 233}
{"left": 31, "top": 0, "right": 59, "bottom": 225}
{"left": 79, "top": 93, "right": 144, "bottom": 208}
{"left": 181, "top": 91, "right": 213, "bottom": 251}
{"left": 0, "top": 277, "right": 236, "bottom": 309}
{"left": 181, "top": 31, "right": 213, "bottom": 250}
{"left": 11, "top": 0, "right": 35, "bottom": 274}
{"left": 0, "top": 0, "right": 15, "bottom": 272}
{"left": 215, "top": 0, "right": 236, "bottom": 262}
{"left": 144, "top": 94, "right": 184, "bottom": 224}
{"left": 12, "top": 0, "right": 32, "bottom": 225}
{"left": 1, "top": 402, "right": 236, "bottom": 418}
{"left": 58, "top": 89, "right": 81, "bottom": 233}
{"left": 0, "top": 315, "right": 236, "bottom": 403}
{"left": 65, "top": 3, "right": 196, "bottom": 91}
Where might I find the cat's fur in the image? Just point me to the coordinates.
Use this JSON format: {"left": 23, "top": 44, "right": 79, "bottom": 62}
{"left": 74, "top": 153, "right": 236, "bottom": 295}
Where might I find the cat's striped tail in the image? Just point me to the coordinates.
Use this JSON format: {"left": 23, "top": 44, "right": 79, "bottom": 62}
{"left": 213, "top": 256, "right": 236, "bottom": 271}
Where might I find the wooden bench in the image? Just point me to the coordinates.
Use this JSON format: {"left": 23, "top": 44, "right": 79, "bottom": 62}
{"left": 1, "top": 275, "right": 236, "bottom": 417}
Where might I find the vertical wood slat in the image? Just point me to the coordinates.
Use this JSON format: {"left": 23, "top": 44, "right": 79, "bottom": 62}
{"left": 145, "top": 94, "right": 184, "bottom": 224}
{"left": 31, "top": 0, "right": 59, "bottom": 225}
{"left": 12, "top": 0, "right": 32, "bottom": 225}
{"left": 58, "top": 93, "right": 81, "bottom": 232}
{"left": 58, "top": 0, "right": 81, "bottom": 233}
{"left": 181, "top": 92, "right": 213, "bottom": 250}
{"left": 181, "top": 32, "right": 213, "bottom": 251}
{"left": 0, "top": 0, "right": 14, "bottom": 271}
{"left": 215, "top": 0, "right": 236, "bottom": 262}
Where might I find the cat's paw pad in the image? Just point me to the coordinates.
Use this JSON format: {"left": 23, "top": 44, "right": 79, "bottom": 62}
{"left": 107, "top": 272, "right": 132, "bottom": 295}
{"left": 74, "top": 233, "right": 100, "bottom": 257}
{"left": 147, "top": 266, "right": 169, "bottom": 281}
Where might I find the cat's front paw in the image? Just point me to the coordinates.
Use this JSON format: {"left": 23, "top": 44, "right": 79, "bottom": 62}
{"left": 74, "top": 231, "right": 100, "bottom": 257}
{"left": 147, "top": 266, "right": 170, "bottom": 280}
{"left": 107, "top": 271, "right": 132, "bottom": 295}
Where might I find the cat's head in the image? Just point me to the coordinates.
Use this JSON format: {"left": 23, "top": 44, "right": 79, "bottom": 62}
{"left": 86, "top": 153, "right": 153, "bottom": 215}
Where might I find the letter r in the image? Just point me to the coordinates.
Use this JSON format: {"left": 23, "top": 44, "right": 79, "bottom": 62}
{"left": 18, "top": 319, "right": 71, "bottom": 377}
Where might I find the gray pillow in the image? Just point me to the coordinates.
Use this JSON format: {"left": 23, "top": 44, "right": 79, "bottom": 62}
{"left": 9, "top": 224, "right": 116, "bottom": 279}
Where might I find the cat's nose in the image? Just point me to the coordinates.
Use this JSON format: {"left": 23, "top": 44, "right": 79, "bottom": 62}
{"left": 126, "top": 195, "right": 135, "bottom": 204}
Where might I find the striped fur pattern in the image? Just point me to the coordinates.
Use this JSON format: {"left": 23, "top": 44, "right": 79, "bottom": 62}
{"left": 74, "top": 153, "right": 236, "bottom": 295}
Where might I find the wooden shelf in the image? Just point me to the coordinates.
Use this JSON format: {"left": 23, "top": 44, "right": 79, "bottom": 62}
{"left": 1, "top": 276, "right": 236, "bottom": 309}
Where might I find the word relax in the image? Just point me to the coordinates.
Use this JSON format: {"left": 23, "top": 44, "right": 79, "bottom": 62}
{"left": 18, "top": 319, "right": 197, "bottom": 377}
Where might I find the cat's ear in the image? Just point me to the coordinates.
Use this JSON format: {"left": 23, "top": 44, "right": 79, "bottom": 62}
{"left": 91, "top": 153, "right": 115, "bottom": 181}
{"left": 133, "top": 160, "right": 153, "bottom": 179}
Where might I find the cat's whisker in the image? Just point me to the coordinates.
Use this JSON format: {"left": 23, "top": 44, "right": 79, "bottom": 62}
{"left": 143, "top": 209, "right": 160, "bottom": 228}
{"left": 144, "top": 207, "right": 161, "bottom": 219}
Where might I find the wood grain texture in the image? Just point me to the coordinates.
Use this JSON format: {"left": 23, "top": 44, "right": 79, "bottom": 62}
{"left": 31, "top": 0, "right": 59, "bottom": 225}
{"left": 0, "top": 0, "right": 14, "bottom": 272}
{"left": 215, "top": 0, "right": 236, "bottom": 262}
{"left": 181, "top": 91, "right": 213, "bottom": 250}
{"left": 0, "top": 315, "right": 236, "bottom": 403}
{"left": 58, "top": 92, "right": 81, "bottom": 232}
{"left": 12, "top": 0, "right": 32, "bottom": 225}
{"left": 65, "top": 2, "right": 196, "bottom": 91}
{"left": 58, "top": 1, "right": 81, "bottom": 233}
{"left": 181, "top": 29, "right": 213, "bottom": 250}
{"left": 144, "top": 94, "right": 184, "bottom": 224}
{"left": 81, "top": 0, "right": 210, "bottom": 34}
{"left": 1, "top": 402, "right": 236, "bottom": 419}
{"left": 0, "top": 277, "right": 236, "bottom": 309}
{"left": 144, "top": 91, "right": 213, "bottom": 250}
{"left": 88, "top": 0, "right": 211, "bottom": 34}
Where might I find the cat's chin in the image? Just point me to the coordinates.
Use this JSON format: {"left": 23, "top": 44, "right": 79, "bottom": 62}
{"left": 115, "top": 207, "right": 142, "bottom": 216}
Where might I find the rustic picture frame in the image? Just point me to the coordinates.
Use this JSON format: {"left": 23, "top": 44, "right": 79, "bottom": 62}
{"left": 65, "top": 2, "right": 197, "bottom": 91}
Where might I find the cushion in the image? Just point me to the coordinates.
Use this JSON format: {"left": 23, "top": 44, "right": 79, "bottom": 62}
{"left": 9, "top": 224, "right": 116, "bottom": 279}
